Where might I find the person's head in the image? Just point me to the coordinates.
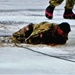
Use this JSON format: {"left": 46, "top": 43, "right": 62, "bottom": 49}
{"left": 57, "top": 22, "right": 71, "bottom": 37}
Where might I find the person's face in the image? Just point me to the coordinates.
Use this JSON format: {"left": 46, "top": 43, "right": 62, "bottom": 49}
{"left": 57, "top": 27, "right": 68, "bottom": 37}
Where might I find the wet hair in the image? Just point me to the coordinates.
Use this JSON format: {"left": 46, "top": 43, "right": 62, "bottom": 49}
{"left": 58, "top": 22, "right": 71, "bottom": 33}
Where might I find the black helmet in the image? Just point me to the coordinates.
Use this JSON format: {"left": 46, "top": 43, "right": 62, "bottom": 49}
{"left": 58, "top": 22, "right": 71, "bottom": 33}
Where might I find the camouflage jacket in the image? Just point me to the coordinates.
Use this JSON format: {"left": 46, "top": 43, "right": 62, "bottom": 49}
{"left": 12, "top": 21, "right": 68, "bottom": 44}
{"left": 25, "top": 21, "right": 68, "bottom": 44}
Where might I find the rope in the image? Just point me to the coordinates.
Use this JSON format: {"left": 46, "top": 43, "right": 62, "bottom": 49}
{"left": 15, "top": 43, "right": 75, "bottom": 63}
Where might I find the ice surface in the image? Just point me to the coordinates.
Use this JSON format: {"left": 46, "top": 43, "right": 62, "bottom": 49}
{"left": 0, "top": 0, "right": 75, "bottom": 74}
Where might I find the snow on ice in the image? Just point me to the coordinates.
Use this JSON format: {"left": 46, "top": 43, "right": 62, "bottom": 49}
{"left": 0, "top": 0, "right": 75, "bottom": 74}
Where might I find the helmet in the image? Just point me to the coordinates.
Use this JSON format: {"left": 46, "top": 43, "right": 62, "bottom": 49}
{"left": 58, "top": 22, "right": 71, "bottom": 33}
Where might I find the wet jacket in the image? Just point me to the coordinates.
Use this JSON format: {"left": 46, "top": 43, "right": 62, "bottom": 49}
{"left": 12, "top": 21, "right": 68, "bottom": 45}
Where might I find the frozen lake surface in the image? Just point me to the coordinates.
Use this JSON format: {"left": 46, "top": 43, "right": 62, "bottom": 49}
{"left": 0, "top": 0, "right": 75, "bottom": 74}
